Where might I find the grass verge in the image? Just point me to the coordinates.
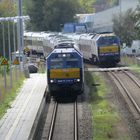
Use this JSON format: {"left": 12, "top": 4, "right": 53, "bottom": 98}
{"left": 85, "top": 71, "right": 119, "bottom": 140}
{"left": 129, "top": 65, "right": 140, "bottom": 74}
{"left": 0, "top": 74, "right": 25, "bottom": 119}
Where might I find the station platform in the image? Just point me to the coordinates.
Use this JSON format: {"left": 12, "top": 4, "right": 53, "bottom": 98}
{"left": 0, "top": 73, "right": 47, "bottom": 140}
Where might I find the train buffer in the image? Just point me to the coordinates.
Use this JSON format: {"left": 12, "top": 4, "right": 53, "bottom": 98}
{"left": 0, "top": 73, "right": 47, "bottom": 140}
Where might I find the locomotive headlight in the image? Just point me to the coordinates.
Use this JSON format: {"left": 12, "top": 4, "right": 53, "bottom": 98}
{"left": 50, "top": 80, "right": 54, "bottom": 83}
{"left": 77, "top": 79, "right": 80, "bottom": 82}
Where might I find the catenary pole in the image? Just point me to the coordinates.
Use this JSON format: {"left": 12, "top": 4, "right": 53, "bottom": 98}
{"left": 8, "top": 21, "right": 13, "bottom": 88}
{"left": 17, "top": 0, "right": 24, "bottom": 71}
{"left": 13, "top": 21, "right": 18, "bottom": 81}
{"left": 2, "top": 22, "right": 7, "bottom": 90}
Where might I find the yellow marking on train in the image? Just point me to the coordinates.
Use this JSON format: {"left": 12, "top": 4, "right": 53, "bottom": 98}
{"left": 99, "top": 46, "right": 119, "bottom": 53}
{"left": 50, "top": 68, "right": 80, "bottom": 79}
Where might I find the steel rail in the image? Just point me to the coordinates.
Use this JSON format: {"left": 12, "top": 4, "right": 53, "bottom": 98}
{"left": 47, "top": 102, "right": 58, "bottom": 140}
{"left": 109, "top": 71, "right": 140, "bottom": 114}
{"left": 74, "top": 101, "right": 78, "bottom": 140}
{"left": 122, "top": 70, "right": 140, "bottom": 88}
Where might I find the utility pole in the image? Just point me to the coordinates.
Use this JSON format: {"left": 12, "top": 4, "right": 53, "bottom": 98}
{"left": 17, "top": 0, "right": 30, "bottom": 78}
{"left": 17, "top": 0, "right": 24, "bottom": 70}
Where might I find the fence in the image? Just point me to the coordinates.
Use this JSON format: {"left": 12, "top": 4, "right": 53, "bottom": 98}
{"left": 0, "top": 16, "right": 28, "bottom": 101}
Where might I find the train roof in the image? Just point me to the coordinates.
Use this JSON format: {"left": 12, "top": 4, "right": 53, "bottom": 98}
{"left": 24, "top": 31, "right": 46, "bottom": 41}
{"left": 94, "top": 32, "right": 117, "bottom": 40}
{"left": 78, "top": 32, "right": 117, "bottom": 41}
{"left": 46, "top": 47, "right": 82, "bottom": 59}
{"left": 53, "top": 48, "right": 77, "bottom": 53}
{"left": 54, "top": 42, "right": 75, "bottom": 48}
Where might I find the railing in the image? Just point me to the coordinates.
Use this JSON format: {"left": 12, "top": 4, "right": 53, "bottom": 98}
{"left": 0, "top": 16, "right": 29, "bottom": 101}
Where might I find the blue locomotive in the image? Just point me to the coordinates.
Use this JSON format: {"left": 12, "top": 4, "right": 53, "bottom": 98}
{"left": 46, "top": 47, "right": 84, "bottom": 97}
{"left": 77, "top": 33, "right": 121, "bottom": 66}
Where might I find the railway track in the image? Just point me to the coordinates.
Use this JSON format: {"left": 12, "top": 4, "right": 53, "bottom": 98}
{"left": 47, "top": 101, "right": 58, "bottom": 140}
{"left": 39, "top": 98, "right": 79, "bottom": 140}
{"left": 107, "top": 70, "right": 140, "bottom": 118}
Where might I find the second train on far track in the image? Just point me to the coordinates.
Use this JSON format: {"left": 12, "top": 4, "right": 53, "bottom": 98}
{"left": 70, "top": 32, "right": 121, "bottom": 66}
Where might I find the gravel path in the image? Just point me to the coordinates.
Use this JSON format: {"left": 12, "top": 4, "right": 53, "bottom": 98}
{"left": 77, "top": 84, "right": 93, "bottom": 140}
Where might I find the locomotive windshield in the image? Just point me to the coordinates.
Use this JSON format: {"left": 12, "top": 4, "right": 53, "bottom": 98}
{"left": 50, "top": 53, "right": 79, "bottom": 69}
{"left": 50, "top": 58, "right": 63, "bottom": 69}
{"left": 66, "top": 58, "right": 79, "bottom": 68}
{"left": 97, "top": 36, "right": 120, "bottom": 47}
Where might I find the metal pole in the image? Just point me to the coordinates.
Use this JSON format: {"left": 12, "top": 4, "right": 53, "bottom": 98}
{"left": 8, "top": 21, "right": 12, "bottom": 88}
{"left": 30, "top": 33, "right": 33, "bottom": 60}
{"left": 13, "top": 22, "right": 16, "bottom": 54}
{"left": 17, "top": 0, "right": 24, "bottom": 71}
{"left": 13, "top": 21, "right": 18, "bottom": 81}
{"left": 2, "top": 22, "right": 7, "bottom": 90}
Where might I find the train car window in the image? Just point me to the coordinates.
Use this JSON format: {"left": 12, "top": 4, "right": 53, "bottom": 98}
{"left": 50, "top": 59, "right": 63, "bottom": 69}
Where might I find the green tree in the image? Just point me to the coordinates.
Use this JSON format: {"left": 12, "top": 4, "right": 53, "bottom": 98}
{"left": 93, "top": 0, "right": 118, "bottom": 5}
{"left": 0, "top": 0, "right": 16, "bottom": 17}
{"left": 78, "top": 0, "right": 96, "bottom": 13}
{"left": 113, "top": 0, "right": 140, "bottom": 45}
{"left": 134, "top": 4, "right": 140, "bottom": 39}
{"left": 26, "top": 0, "right": 45, "bottom": 31}
{"left": 26, "top": 0, "right": 80, "bottom": 31}
{"left": 78, "top": 0, "right": 118, "bottom": 13}
{"left": 22, "top": 0, "right": 28, "bottom": 15}
{"left": 0, "top": 0, "right": 17, "bottom": 58}
{"left": 113, "top": 9, "right": 137, "bottom": 46}
{"left": 43, "top": 0, "right": 80, "bottom": 31}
